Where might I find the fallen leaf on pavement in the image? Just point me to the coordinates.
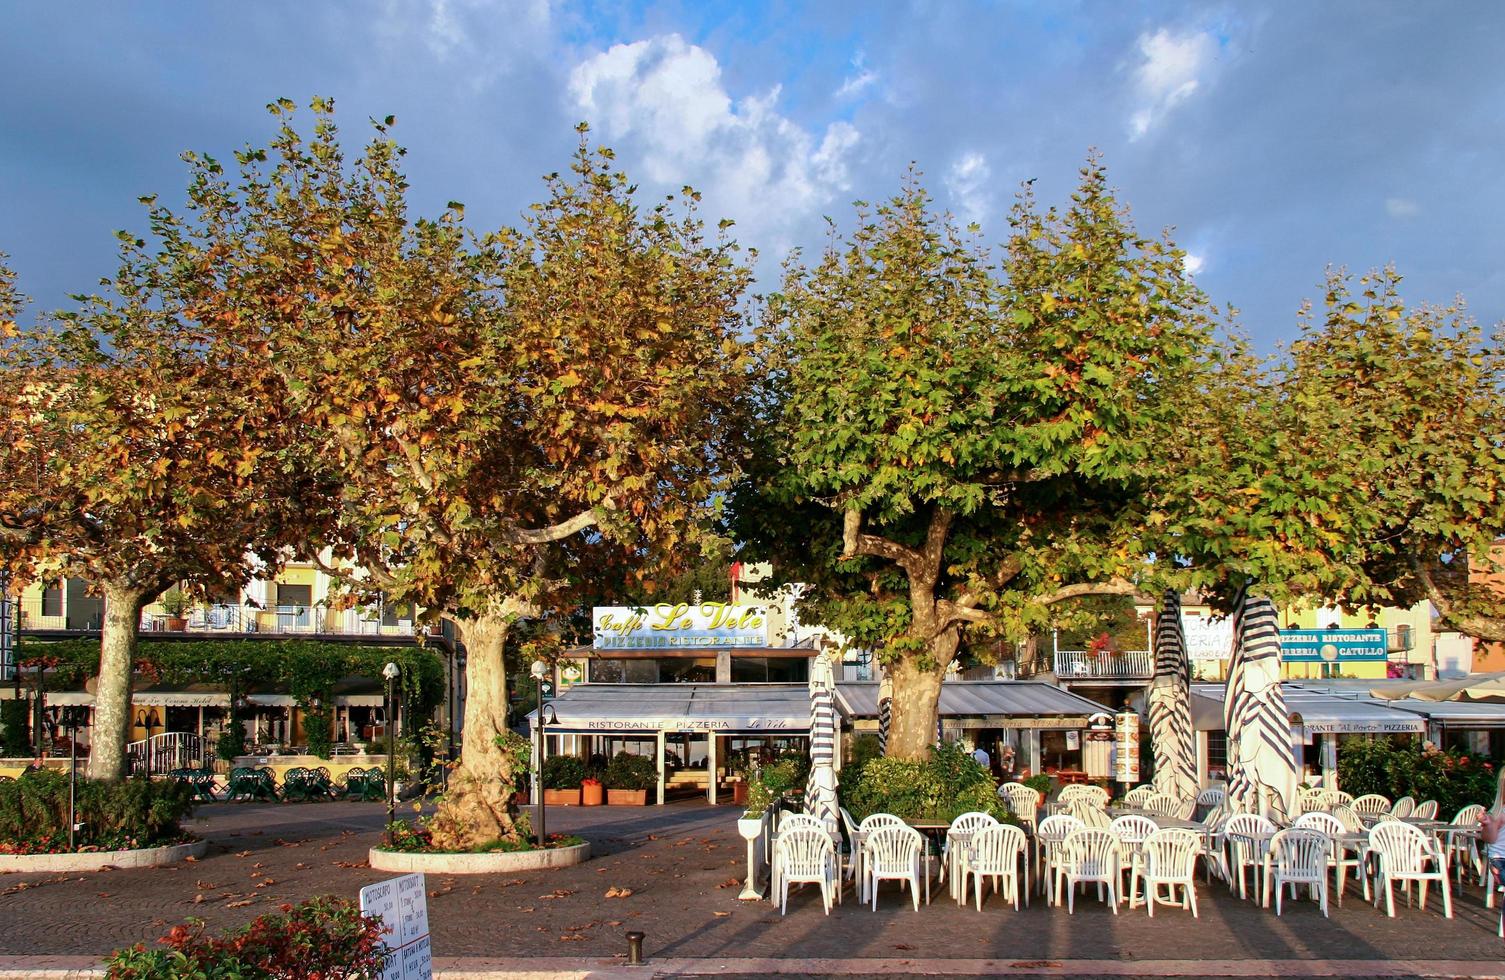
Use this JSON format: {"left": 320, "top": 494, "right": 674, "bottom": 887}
{"left": 717, "top": 878, "right": 739, "bottom": 888}
{"left": 226, "top": 899, "right": 255, "bottom": 908}
{"left": 604, "top": 886, "right": 632, "bottom": 899}
{"left": 559, "top": 934, "right": 586, "bottom": 942}
{"left": 713, "top": 911, "right": 731, "bottom": 917}
{"left": 540, "top": 888, "right": 574, "bottom": 900}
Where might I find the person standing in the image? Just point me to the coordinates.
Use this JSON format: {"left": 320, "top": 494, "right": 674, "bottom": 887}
{"left": 1482, "top": 769, "right": 1505, "bottom": 897}
{"left": 972, "top": 743, "right": 990, "bottom": 771}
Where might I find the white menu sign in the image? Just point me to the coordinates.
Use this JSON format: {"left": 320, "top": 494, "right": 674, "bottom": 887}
{"left": 360, "top": 873, "right": 432, "bottom": 980}
{"left": 1182, "top": 612, "right": 1234, "bottom": 662}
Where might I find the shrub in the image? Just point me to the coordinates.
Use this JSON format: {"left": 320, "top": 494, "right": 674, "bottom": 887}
{"left": 848, "top": 733, "right": 882, "bottom": 771}
{"left": 1338, "top": 736, "right": 1497, "bottom": 818}
{"left": 105, "top": 896, "right": 386, "bottom": 979}
{"left": 1, "top": 700, "right": 30, "bottom": 756}
{"left": 494, "top": 730, "right": 531, "bottom": 792}
{"left": 541, "top": 755, "right": 587, "bottom": 789}
{"left": 303, "top": 709, "right": 334, "bottom": 760}
{"left": 841, "top": 741, "right": 1010, "bottom": 823}
{"left": 603, "top": 752, "right": 656, "bottom": 791}
{"left": 215, "top": 722, "right": 246, "bottom": 763}
{"left": 1021, "top": 773, "right": 1052, "bottom": 798}
{"left": 0, "top": 768, "right": 195, "bottom": 854}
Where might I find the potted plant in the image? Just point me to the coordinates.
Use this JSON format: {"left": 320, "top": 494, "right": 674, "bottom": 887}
{"left": 541, "top": 755, "right": 586, "bottom": 806}
{"left": 603, "top": 752, "right": 656, "bottom": 805}
{"left": 161, "top": 587, "right": 190, "bottom": 631}
{"left": 581, "top": 776, "right": 604, "bottom": 806}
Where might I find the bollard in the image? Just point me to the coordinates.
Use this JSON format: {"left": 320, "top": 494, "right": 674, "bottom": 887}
{"left": 626, "top": 930, "right": 645, "bottom": 966}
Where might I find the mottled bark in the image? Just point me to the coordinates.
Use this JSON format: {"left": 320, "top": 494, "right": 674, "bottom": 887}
{"left": 884, "top": 629, "right": 959, "bottom": 760}
{"left": 425, "top": 612, "right": 521, "bottom": 850}
{"left": 87, "top": 582, "right": 146, "bottom": 781}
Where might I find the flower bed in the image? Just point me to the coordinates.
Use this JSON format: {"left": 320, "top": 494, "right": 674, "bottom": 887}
{"left": 370, "top": 820, "right": 590, "bottom": 873}
{"left": 1, "top": 768, "right": 196, "bottom": 862}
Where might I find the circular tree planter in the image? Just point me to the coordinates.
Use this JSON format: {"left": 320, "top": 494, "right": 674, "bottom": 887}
{"left": 0, "top": 838, "right": 208, "bottom": 873}
{"left": 369, "top": 841, "right": 589, "bottom": 874}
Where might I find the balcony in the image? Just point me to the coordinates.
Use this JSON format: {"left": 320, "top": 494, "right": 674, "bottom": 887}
{"left": 15, "top": 595, "right": 421, "bottom": 639}
{"left": 1052, "top": 648, "right": 1155, "bottom": 680}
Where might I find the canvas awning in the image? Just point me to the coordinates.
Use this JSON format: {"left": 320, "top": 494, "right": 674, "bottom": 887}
{"left": 1384, "top": 698, "right": 1505, "bottom": 729}
{"left": 1190, "top": 684, "right": 1426, "bottom": 736}
{"left": 837, "top": 681, "right": 1109, "bottom": 730}
{"left": 527, "top": 683, "right": 812, "bottom": 733}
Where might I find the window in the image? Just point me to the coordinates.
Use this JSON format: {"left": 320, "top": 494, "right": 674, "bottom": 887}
{"left": 659, "top": 658, "right": 715, "bottom": 683}
{"left": 40, "top": 582, "right": 63, "bottom": 617}
{"left": 1206, "top": 731, "right": 1228, "bottom": 781}
{"left": 275, "top": 584, "right": 312, "bottom": 607}
{"left": 731, "top": 656, "right": 809, "bottom": 683}
{"left": 589, "top": 658, "right": 660, "bottom": 684}
{"left": 381, "top": 601, "right": 412, "bottom": 627}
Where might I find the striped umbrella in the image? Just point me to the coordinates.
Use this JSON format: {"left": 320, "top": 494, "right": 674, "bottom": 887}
{"left": 876, "top": 671, "right": 892, "bottom": 755}
{"left": 1223, "top": 585, "right": 1300, "bottom": 820}
{"left": 1149, "top": 591, "right": 1198, "bottom": 803}
{"left": 804, "top": 653, "right": 840, "bottom": 834}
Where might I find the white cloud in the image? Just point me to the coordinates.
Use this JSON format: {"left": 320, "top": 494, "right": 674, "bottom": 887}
{"left": 1127, "top": 27, "right": 1218, "bottom": 140}
{"left": 945, "top": 151, "right": 992, "bottom": 226}
{"left": 1183, "top": 252, "right": 1205, "bottom": 275}
{"left": 835, "top": 52, "right": 878, "bottom": 99}
{"left": 569, "top": 34, "right": 860, "bottom": 248}
{"left": 1386, "top": 197, "right": 1421, "bottom": 218}
{"left": 379, "top": 0, "right": 551, "bottom": 61}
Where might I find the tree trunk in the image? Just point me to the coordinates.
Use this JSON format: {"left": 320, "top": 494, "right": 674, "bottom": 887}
{"left": 87, "top": 582, "right": 146, "bottom": 781}
{"left": 883, "top": 628, "right": 960, "bottom": 761}
{"left": 425, "top": 611, "right": 521, "bottom": 850}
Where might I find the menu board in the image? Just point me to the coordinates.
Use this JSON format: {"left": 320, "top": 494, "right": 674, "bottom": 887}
{"left": 359, "top": 873, "right": 432, "bottom": 980}
{"left": 1113, "top": 712, "right": 1140, "bottom": 784}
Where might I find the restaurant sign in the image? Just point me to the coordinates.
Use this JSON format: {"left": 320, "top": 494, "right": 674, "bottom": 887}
{"left": 1182, "top": 612, "right": 1234, "bottom": 661}
{"left": 1279, "top": 628, "right": 1388, "bottom": 662}
{"left": 593, "top": 603, "right": 768, "bottom": 650}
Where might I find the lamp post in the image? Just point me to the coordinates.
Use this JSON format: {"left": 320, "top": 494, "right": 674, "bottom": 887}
{"left": 446, "top": 644, "right": 456, "bottom": 777}
{"left": 382, "top": 661, "right": 400, "bottom": 847}
{"left": 530, "top": 659, "right": 553, "bottom": 848}
{"left": 66, "top": 707, "right": 80, "bottom": 850}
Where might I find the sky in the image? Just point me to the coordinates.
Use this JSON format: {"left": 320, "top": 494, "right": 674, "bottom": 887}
{"left": 2, "top": 1, "right": 1503, "bottom": 349}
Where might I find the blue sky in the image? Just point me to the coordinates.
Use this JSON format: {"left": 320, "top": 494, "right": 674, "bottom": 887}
{"left": 2, "top": 1, "right": 1502, "bottom": 348}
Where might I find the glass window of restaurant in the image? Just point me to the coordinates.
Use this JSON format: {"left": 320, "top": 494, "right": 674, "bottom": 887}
{"left": 730, "top": 656, "right": 809, "bottom": 683}
{"left": 1040, "top": 729, "right": 1084, "bottom": 773}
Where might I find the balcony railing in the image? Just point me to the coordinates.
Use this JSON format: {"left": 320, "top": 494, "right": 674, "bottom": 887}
{"left": 16, "top": 595, "right": 419, "bottom": 638}
{"left": 1053, "top": 649, "right": 1155, "bottom": 679}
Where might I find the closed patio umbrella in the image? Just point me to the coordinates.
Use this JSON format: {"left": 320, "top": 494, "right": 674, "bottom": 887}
{"left": 805, "top": 653, "right": 840, "bottom": 834}
{"left": 877, "top": 671, "right": 892, "bottom": 755}
{"left": 1224, "top": 585, "right": 1300, "bottom": 820}
{"left": 1150, "top": 591, "right": 1198, "bottom": 803}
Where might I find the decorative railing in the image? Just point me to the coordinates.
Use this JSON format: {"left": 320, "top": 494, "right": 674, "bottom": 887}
{"left": 1052, "top": 648, "right": 1154, "bottom": 679}
{"left": 127, "top": 732, "right": 208, "bottom": 776}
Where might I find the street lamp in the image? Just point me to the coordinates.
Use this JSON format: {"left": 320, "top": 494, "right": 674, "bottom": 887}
{"left": 530, "top": 659, "right": 553, "bottom": 848}
{"left": 382, "top": 661, "right": 400, "bottom": 847}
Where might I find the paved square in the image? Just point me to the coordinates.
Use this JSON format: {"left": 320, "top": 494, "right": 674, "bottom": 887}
{"left": 1, "top": 800, "right": 1502, "bottom": 976}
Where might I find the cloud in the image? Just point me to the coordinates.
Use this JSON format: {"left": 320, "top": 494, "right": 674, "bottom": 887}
{"left": 569, "top": 34, "right": 860, "bottom": 248}
{"left": 835, "top": 52, "right": 877, "bottom": 99}
{"left": 1127, "top": 27, "right": 1217, "bottom": 140}
{"left": 1385, "top": 197, "right": 1421, "bottom": 218}
{"left": 1183, "top": 252, "right": 1205, "bottom": 275}
{"left": 945, "top": 151, "right": 992, "bottom": 225}
{"left": 379, "top": 0, "right": 551, "bottom": 61}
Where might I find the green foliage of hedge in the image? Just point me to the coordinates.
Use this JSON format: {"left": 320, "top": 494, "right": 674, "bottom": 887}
{"left": 1, "top": 700, "right": 30, "bottom": 756}
{"left": 604, "top": 752, "right": 656, "bottom": 790}
{"left": 304, "top": 709, "right": 334, "bottom": 760}
{"left": 840, "top": 741, "right": 1010, "bottom": 823}
{"left": 0, "top": 768, "right": 194, "bottom": 853}
{"left": 105, "top": 896, "right": 386, "bottom": 979}
{"left": 541, "top": 755, "right": 587, "bottom": 789}
{"left": 1338, "top": 737, "right": 1498, "bottom": 819}
{"left": 19, "top": 638, "right": 447, "bottom": 717}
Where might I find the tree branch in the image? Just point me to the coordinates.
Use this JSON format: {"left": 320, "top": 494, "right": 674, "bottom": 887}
{"left": 1411, "top": 553, "right": 1505, "bottom": 643}
{"left": 503, "top": 508, "right": 597, "bottom": 546}
{"left": 840, "top": 507, "right": 924, "bottom": 573}
{"left": 1037, "top": 578, "right": 1151, "bottom": 606}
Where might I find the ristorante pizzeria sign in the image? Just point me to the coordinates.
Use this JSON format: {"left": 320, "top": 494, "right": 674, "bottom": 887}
{"left": 592, "top": 603, "right": 769, "bottom": 650}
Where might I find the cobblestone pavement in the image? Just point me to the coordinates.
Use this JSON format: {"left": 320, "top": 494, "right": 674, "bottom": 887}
{"left": 2, "top": 800, "right": 1503, "bottom": 973}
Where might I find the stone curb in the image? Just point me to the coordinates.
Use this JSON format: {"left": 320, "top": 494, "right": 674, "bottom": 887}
{"left": 368, "top": 841, "right": 591, "bottom": 874}
{"left": 0, "top": 838, "right": 207, "bottom": 874}
{"left": 5, "top": 957, "right": 1505, "bottom": 979}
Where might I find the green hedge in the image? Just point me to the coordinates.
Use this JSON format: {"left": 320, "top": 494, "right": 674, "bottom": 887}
{"left": 0, "top": 768, "right": 195, "bottom": 854}
{"left": 541, "top": 755, "right": 588, "bottom": 789}
{"left": 1337, "top": 737, "right": 1497, "bottom": 818}
{"left": 604, "top": 752, "right": 656, "bottom": 790}
{"left": 840, "top": 741, "right": 1011, "bottom": 823}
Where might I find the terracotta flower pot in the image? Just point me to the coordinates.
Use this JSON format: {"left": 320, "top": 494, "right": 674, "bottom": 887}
{"left": 543, "top": 788, "right": 581, "bottom": 806}
{"left": 581, "top": 779, "right": 604, "bottom": 806}
{"left": 606, "top": 788, "right": 648, "bottom": 806}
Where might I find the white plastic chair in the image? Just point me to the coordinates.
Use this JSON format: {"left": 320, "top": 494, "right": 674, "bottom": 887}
{"left": 1036, "top": 813, "right": 1084, "bottom": 905}
{"left": 779, "top": 813, "right": 828, "bottom": 832}
{"left": 1123, "top": 785, "right": 1156, "bottom": 808}
{"left": 941, "top": 812, "right": 997, "bottom": 897}
{"left": 1196, "top": 805, "right": 1231, "bottom": 884}
{"left": 1330, "top": 790, "right": 1355, "bottom": 808}
{"left": 1267, "top": 828, "right": 1330, "bottom": 917}
{"left": 1195, "top": 786, "right": 1226, "bottom": 810}
{"left": 1294, "top": 811, "right": 1357, "bottom": 906}
{"left": 959, "top": 823, "right": 1028, "bottom": 911}
{"left": 1110, "top": 814, "right": 1159, "bottom": 907}
{"left": 1352, "top": 794, "right": 1391, "bottom": 819}
{"left": 1072, "top": 801, "right": 1111, "bottom": 829}
{"left": 1390, "top": 796, "right": 1417, "bottom": 819}
{"left": 1298, "top": 788, "right": 1328, "bottom": 813}
{"left": 998, "top": 782, "right": 1042, "bottom": 832}
{"left": 1413, "top": 800, "right": 1438, "bottom": 820}
{"left": 1369, "top": 820, "right": 1452, "bottom": 919}
{"left": 863, "top": 824, "right": 926, "bottom": 911}
{"left": 840, "top": 807, "right": 863, "bottom": 893}
{"left": 1447, "top": 804, "right": 1485, "bottom": 889}
{"left": 1061, "top": 828, "right": 1121, "bottom": 914}
{"left": 1223, "top": 813, "right": 1277, "bottom": 903}
{"left": 1139, "top": 828, "right": 1201, "bottom": 918}
{"left": 775, "top": 826, "right": 840, "bottom": 915}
